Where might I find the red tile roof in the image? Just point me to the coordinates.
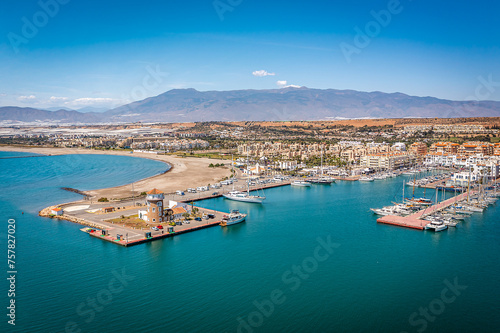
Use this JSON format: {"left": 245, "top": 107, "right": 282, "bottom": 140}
{"left": 147, "top": 188, "right": 164, "bottom": 195}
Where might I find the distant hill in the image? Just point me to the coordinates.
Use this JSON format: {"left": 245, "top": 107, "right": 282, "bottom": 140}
{"left": 105, "top": 88, "right": 500, "bottom": 122}
{"left": 76, "top": 106, "right": 109, "bottom": 113}
{"left": 2, "top": 88, "right": 500, "bottom": 124}
{"left": 44, "top": 107, "right": 75, "bottom": 112}
{"left": 0, "top": 107, "right": 102, "bottom": 124}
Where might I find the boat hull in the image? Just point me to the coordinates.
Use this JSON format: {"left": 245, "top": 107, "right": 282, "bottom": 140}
{"left": 291, "top": 182, "right": 311, "bottom": 187}
{"left": 222, "top": 194, "right": 265, "bottom": 203}
{"left": 222, "top": 216, "right": 246, "bottom": 226}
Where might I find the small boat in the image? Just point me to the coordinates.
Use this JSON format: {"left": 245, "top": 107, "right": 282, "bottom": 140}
{"left": 425, "top": 220, "right": 448, "bottom": 232}
{"left": 461, "top": 205, "right": 484, "bottom": 213}
{"left": 405, "top": 197, "right": 433, "bottom": 206}
{"left": 292, "top": 180, "right": 311, "bottom": 187}
{"left": 309, "top": 177, "right": 335, "bottom": 184}
{"left": 359, "top": 176, "right": 374, "bottom": 182}
{"left": 220, "top": 210, "right": 247, "bottom": 226}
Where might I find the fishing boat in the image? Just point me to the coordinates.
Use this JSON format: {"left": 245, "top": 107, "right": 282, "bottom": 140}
{"left": 220, "top": 210, "right": 247, "bottom": 226}
{"left": 291, "top": 180, "right": 311, "bottom": 187}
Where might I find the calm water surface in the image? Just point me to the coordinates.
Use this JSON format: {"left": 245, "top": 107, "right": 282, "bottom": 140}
{"left": 1, "top": 151, "right": 499, "bottom": 333}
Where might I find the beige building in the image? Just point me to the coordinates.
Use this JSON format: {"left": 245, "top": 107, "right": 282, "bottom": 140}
{"left": 360, "top": 153, "right": 413, "bottom": 170}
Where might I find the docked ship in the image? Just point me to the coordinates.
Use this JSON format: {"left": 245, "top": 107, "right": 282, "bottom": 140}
{"left": 291, "top": 180, "right": 311, "bottom": 187}
{"left": 220, "top": 210, "right": 247, "bottom": 226}
{"left": 308, "top": 177, "right": 335, "bottom": 184}
{"left": 223, "top": 190, "right": 266, "bottom": 203}
{"left": 359, "top": 176, "right": 374, "bottom": 182}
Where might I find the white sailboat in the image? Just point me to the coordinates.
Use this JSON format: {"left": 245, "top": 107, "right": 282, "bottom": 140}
{"left": 309, "top": 148, "right": 335, "bottom": 184}
{"left": 223, "top": 155, "right": 266, "bottom": 204}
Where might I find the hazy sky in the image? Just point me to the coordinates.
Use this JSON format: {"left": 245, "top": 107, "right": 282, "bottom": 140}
{"left": 1, "top": 0, "right": 499, "bottom": 109}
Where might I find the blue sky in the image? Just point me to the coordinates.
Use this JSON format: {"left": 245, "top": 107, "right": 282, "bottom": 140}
{"left": 1, "top": 0, "right": 499, "bottom": 110}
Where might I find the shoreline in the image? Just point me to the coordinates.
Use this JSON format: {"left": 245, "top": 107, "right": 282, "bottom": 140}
{"left": 1, "top": 145, "right": 231, "bottom": 201}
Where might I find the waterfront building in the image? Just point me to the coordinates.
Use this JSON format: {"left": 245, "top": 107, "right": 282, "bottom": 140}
{"left": 145, "top": 188, "right": 164, "bottom": 223}
{"left": 450, "top": 172, "right": 479, "bottom": 186}
{"left": 171, "top": 207, "right": 188, "bottom": 219}
{"left": 360, "top": 152, "right": 413, "bottom": 170}
{"left": 51, "top": 207, "right": 63, "bottom": 216}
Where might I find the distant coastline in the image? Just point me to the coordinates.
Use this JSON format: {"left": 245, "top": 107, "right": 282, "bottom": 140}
{"left": 1, "top": 146, "right": 231, "bottom": 201}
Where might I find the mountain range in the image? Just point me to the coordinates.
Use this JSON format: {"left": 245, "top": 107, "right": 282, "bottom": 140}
{"left": 1, "top": 87, "right": 499, "bottom": 124}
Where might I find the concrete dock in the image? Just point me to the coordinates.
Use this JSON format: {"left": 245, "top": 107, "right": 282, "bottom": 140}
{"left": 377, "top": 192, "right": 472, "bottom": 230}
{"left": 86, "top": 219, "right": 223, "bottom": 247}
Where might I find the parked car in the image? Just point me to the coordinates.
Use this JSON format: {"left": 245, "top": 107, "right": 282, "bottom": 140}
{"left": 176, "top": 190, "right": 185, "bottom": 196}
{"left": 184, "top": 221, "right": 190, "bottom": 224}
{"left": 207, "top": 214, "right": 215, "bottom": 219}
{"left": 212, "top": 192, "right": 219, "bottom": 195}
{"left": 157, "top": 225, "right": 163, "bottom": 229}
{"left": 151, "top": 227, "right": 159, "bottom": 231}
{"left": 194, "top": 217, "right": 202, "bottom": 221}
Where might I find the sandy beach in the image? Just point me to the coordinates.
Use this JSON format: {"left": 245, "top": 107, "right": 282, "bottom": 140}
{"left": 1, "top": 146, "right": 231, "bottom": 199}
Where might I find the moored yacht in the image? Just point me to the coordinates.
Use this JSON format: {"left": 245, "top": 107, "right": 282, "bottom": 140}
{"left": 425, "top": 220, "right": 448, "bottom": 232}
{"left": 223, "top": 191, "right": 265, "bottom": 203}
{"left": 359, "top": 176, "right": 374, "bottom": 182}
{"left": 220, "top": 210, "right": 247, "bottom": 226}
{"left": 291, "top": 180, "right": 311, "bottom": 187}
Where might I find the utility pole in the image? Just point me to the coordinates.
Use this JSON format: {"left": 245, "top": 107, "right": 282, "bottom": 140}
{"left": 132, "top": 182, "right": 136, "bottom": 207}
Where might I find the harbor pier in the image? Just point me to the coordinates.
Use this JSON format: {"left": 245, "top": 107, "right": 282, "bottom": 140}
{"left": 377, "top": 192, "right": 472, "bottom": 230}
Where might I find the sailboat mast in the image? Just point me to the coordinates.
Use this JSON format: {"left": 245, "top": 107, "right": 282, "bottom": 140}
{"left": 321, "top": 148, "right": 323, "bottom": 177}
{"left": 412, "top": 175, "right": 416, "bottom": 198}
{"left": 247, "top": 152, "right": 250, "bottom": 196}
{"left": 402, "top": 179, "right": 405, "bottom": 204}
{"left": 467, "top": 166, "right": 471, "bottom": 204}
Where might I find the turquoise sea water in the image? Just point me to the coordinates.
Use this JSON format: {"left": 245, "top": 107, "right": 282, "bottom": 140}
{"left": 1, "top": 151, "right": 499, "bottom": 333}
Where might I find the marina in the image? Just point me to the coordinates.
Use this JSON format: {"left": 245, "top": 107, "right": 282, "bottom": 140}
{"left": 376, "top": 180, "right": 499, "bottom": 231}
{"left": 38, "top": 167, "right": 470, "bottom": 246}
{"left": 4, "top": 150, "right": 500, "bottom": 332}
